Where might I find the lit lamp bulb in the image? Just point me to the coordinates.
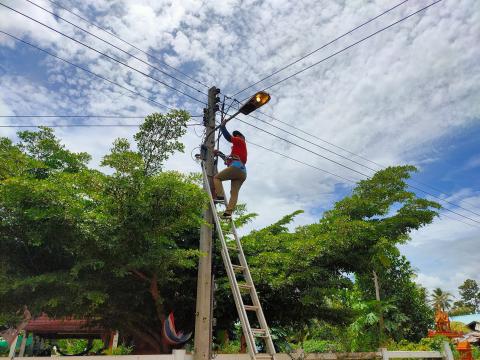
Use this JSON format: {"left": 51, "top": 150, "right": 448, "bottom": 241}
{"left": 239, "top": 91, "right": 271, "bottom": 115}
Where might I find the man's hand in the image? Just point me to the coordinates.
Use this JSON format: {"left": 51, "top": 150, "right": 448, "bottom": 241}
{"left": 221, "top": 119, "right": 227, "bottom": 126}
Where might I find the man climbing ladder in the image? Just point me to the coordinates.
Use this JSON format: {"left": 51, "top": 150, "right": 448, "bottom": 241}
{"left": 213, "top": 119, "right": 247, "bottom": 218}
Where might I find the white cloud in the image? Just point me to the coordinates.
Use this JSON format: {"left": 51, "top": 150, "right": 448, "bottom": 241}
{"left": 0, "top": 0, "right": 479, "bottom": 287}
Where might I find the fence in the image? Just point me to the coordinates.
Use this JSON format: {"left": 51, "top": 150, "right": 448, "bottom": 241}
{"left": 9, "top": 341, "right": 455, "bottom": 360}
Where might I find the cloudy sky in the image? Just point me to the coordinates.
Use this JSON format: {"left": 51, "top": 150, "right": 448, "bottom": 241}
{"left": 0, "top": 0, "right": 479, "bottom": 297}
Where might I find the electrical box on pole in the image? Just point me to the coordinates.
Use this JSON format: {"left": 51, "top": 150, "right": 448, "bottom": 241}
{"left": 194, "top": 86, "right": 220, "bottom": 360}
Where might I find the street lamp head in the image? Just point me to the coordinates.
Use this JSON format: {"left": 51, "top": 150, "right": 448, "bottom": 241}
{"left": 239, "top": 91, "right": 271, "bottom": 115}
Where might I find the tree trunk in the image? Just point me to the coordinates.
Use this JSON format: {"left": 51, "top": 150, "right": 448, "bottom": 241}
{"left": 373, "top": 270, "right": 385, "bottom": 343}
{"left": 130, "top": 270, "right": 170, "bottom": 353}
{"left": 240, "top": 334, "right": 247, "bottom": 353}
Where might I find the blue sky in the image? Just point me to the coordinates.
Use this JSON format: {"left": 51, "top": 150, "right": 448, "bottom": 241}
{"left": 0, "top": 0, "right": 479, "bottom": 296}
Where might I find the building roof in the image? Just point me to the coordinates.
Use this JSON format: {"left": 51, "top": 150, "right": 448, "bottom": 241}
{"left": 24, "top": 314, "right": 105, "bottom": 336}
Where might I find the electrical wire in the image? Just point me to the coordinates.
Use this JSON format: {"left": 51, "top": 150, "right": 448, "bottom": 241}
{"left": 247, "top": 140, "right": 359, "bottom": 184}
{"left": 224, "top": 93, "right": 480, "bottom": 214}
{"left": 25, "top": 0, "right": 207, "bottom": 97}
{"left": 0, "top": 123, "right": 203, "bottom": 128}
{"left": 0, "top": 30, "right": 174, "bottom": 111}
{"left": 232, "top": 0, "right": 409, "bottom": 97}
{"left": 239, "top": 0, "right": 443, "bottom": 102}
{"left": 237, "top": 117, "right": 480, "bottom": 225}
{"left": 0, "top": 114, "right": 203, "bottom": 118}
{"left": 245, "top": 113, "right": 480, "bottom": 218}
{"left": 0, "top": 3, "right": 206, "bottom": 105}
{"left": 251, "top": 132, "right": 480, "bottom": 230}
{"left": 44, "top": 0, "right": 210, "bottom": 89}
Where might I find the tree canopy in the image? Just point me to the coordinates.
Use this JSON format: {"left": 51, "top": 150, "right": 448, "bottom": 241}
{"left": 0, "top": 115, "right": 442, "bottom": 353}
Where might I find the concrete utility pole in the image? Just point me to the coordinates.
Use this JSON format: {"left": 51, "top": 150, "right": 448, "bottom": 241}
{"left": 194, "top": 86, "right": 219, "bottom": 360}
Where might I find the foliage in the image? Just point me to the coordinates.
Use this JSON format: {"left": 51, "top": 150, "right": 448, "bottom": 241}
{"left": 214, "top": 166, "right": 439, "bottom": 350}
{"left": 450, "top": 305, "right": 476, "bottom": 316}
{"left": 1, "top": 123, "right": 442, "bottom": 353}
{"left": 472, "top": 345, "right": 480, "bottom": 360}
{"left": 356, "top": 254, "right": 433, "bottom": 343}
{"left": 55, "top": 339, "right": 104, "bottom": 355}
{"left": 450, "top": 321, "right": 470, "bottom": 333}
{"left": 0, "top": 111, "right": 207, "bottom": 353}
{"left": 134, "top": 110, "right": 190, "bottom": 175}
{"left": 388, "top": 335, "right": 452, "bottom": 352}
{"left": 103, "top": 345, "right": 134, "bottom": 355}
{"left": 215, "top": 340, "right": 241, "bottom": 354}
{"left": 430, "top": 288, "right": 453, "bottom": 311}
{"left": 297, "top": 339, "right": 343, "bottom": 353}
{"left": 458, "top": 279, "right": 480, "bottom": 312}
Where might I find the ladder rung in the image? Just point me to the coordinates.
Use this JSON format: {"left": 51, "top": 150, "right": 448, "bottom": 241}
{"left": 232, "top": 265, "right": 245, "bottom": 272}
{"left": 238, "top": 284, "right": 252, "bottom": 290}
{"left": 255, "top": 355, "right": 273, "bottom": 359}
{"left": 227, "top": 246, "right": 239, "bottom": 251}
{"left": 244, "top": 305, "right": 259, "bottom": 311}
{"left": 252, "top": 328, "right": 268, "bottom": 337}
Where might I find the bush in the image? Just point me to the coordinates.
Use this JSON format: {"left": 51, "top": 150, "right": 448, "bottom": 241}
{"left": 300, "top": 339, "right": 343, "bottom": 353}
{"left": 215, "top": 341, "right": 241, "bottom": 354}
{"left": 388, "top": 335, "right": 462, "bottom": 359}
{"left": 103, "top": 345, "right": 133, "bottom": 355}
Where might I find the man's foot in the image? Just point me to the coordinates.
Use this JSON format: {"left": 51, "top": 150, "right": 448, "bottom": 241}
{"left": 221, "top": 212, "right": 232, "bottom": 219}
{"left": 214, "top": 196, "right": 225, "bottom": 204}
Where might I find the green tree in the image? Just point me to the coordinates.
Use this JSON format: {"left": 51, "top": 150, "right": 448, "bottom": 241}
{"left": 0, "top": 111, "right": 206, "bottom": 353}
{"left": 430, "top": 288, "right": 453, "bottom": 311}
{"left": 450, "top": 303, "right": 475, "bottom": 316}
{"left": 458, "top": 279, "right": 480, "bottom": 312}
{"left": 356, "top": 254, "right": 433, "bottom": 343}
{"left": 214, "top": 166, "right": 439, "bottom": 349}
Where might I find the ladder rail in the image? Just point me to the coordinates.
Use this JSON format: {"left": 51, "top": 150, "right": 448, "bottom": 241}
{"left": 201, "top": 163, "right": 257, "bottom": 356}
{"left": 230, "top": 223, "right": 276, "bottom": 355}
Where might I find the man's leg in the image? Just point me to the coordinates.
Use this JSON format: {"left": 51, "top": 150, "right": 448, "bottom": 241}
{"left": 226, "top": 169, "right": 247, "bottom": 214}
{"left": 214, "top": 166, "right": 236, "bottom": 199}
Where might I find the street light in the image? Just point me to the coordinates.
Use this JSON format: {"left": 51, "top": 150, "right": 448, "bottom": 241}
{"left": 205, "top": 91, "right": 272, "bottom": 140}
{"left": 238, "top": 91, "right": 271, "bottom": 115}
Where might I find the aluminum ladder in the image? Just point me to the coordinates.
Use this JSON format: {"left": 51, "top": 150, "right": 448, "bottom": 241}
{"left": 201, "top": 163, "right": 276, "bottom": 360}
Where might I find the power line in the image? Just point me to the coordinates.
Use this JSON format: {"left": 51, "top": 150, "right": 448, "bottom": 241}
{"left": 0, "top": 115, "right": 203, "bottom": 118}
{"left": 240, "top": 0, "right": 442, "bottom": 102}
{"left": 239, "top": 109, "right": 480, "bottom": 219}
{"left": 0, "top": 123, "right": 203, "bottom": 128}
{"left": 237, "top": 117, "right": 480, "bottom": 225}
{"left": 230, "top": 98, "right": 480, "bottom": 215}
{"left": 0, "top": 2, "right": 206, "bottom": 105}
{"left": 233, "top": 0, "right": 409, "bottom": 97}
{"left": 249, "top": 138, "right": 480, "bottom": 230}
{"left": 44, "top": 0, "right": 209, "bottom": 89}
{"left": 247, "top": 140, "right": 359, "bottom": 184}
{"left": 26, "top": 0, "right": 207, "bottom": 97}
{"left": 247, "top": 112, "right": 380, "bottom": 173}
{"left": 0, "top": 30, "right": 174, "bottom": 111}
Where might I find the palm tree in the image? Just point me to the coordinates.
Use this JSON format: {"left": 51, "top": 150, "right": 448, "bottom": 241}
{"left": 430, "top": 288, "right": 453, "bottom": 311}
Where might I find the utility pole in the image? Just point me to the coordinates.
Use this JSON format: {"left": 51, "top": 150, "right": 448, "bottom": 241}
{"left": 194, "top": 86, "right": 220, "bottom": 360}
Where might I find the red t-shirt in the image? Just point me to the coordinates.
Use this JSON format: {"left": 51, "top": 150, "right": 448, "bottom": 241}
{"left": 231, "top": 136, "right": 247, "bottom": 164}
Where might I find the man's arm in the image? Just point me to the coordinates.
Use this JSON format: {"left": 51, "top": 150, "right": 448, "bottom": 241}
{"left": 220, "top": 122, "right": 232, "bottom": 142}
